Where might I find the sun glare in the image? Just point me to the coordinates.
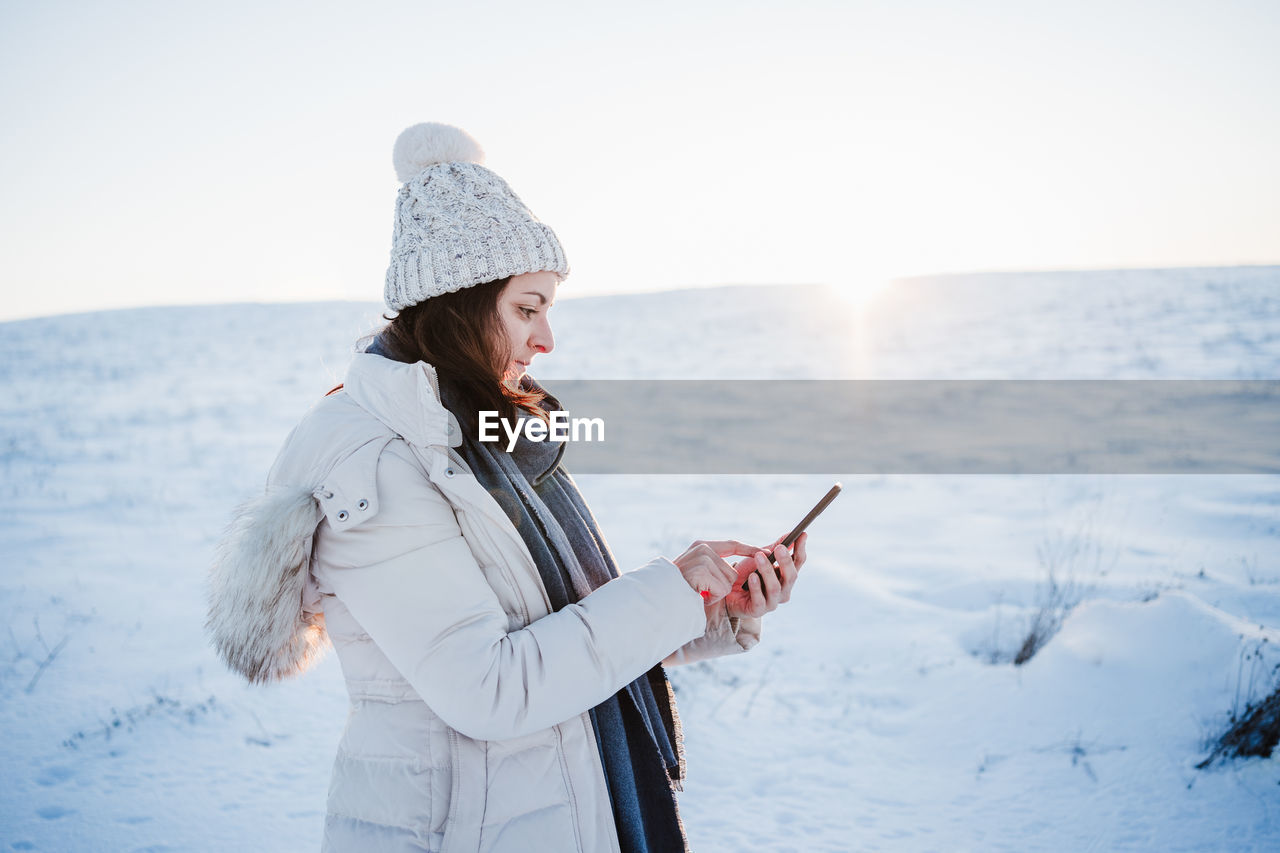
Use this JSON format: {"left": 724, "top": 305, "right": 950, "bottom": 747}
{"left": 834, "top": 276, "right": 895, "bottom": 307}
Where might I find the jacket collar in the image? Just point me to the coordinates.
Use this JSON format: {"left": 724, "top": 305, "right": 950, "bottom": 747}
{"left": 344, "top": 353, "right": 463, "bottom": 449}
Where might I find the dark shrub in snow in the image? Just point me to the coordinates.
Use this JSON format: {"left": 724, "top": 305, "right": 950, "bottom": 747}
{"left": 1199, "top": 685, "right": 1280, "bottom": 768}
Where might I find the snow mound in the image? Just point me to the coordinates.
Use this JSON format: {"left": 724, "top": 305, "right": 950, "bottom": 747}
{"left": 1027, "top": 591, "right": 1280, "bottom": 750}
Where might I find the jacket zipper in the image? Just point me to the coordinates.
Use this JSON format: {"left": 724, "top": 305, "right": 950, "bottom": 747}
{"left": 440, "top": 729, "right": 461, "bottom": 853}
{"left": 553, "top": 724, "right": 586, "bottom": 852}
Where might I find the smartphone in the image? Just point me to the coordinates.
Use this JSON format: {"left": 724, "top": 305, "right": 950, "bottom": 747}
{"left": 740, "top": 482, "right": 842, "bottom": 591}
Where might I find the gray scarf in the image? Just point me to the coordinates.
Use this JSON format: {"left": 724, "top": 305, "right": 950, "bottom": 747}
{"left": 368, "top": 337, "right": 689, "bottom": 852}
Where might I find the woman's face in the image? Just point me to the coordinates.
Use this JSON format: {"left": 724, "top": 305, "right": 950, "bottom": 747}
{"left": 498, "top": 270, "right": 559, "bottom": 381}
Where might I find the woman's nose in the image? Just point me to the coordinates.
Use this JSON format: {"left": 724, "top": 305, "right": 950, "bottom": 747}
{"left": 531, "top": 318, "right": 554, "bottom": 355}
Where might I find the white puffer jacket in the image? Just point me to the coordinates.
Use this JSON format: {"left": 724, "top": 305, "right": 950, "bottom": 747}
{"left": 208, "top": 353, "right": 762, "bottom": 853}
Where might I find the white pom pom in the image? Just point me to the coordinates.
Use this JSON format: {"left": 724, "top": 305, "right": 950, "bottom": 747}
{"left": 392, "top": 122, "right": 485, "bottom": 182}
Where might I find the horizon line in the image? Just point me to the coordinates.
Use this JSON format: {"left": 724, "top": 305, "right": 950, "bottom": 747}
{"left": 2, "top": 262, "right": 1277, "bottom": 326}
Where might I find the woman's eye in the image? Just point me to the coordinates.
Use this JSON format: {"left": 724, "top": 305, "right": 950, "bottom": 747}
{"left": 519, "top": 307, "right": 537, "bottom": 318}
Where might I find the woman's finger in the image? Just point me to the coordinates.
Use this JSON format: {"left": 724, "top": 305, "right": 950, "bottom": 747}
{"left": 701, "top": 560, "right": 732, "bottom": 601}
{"left": 792, "top": 532, "right": 808, "bottom": 571}
{"left": 706, "top": 552, "right": 740, "bottom": 586}
{"left": 747, "top": 565, "right": 767, "bottom": 615}
{"left": 695, "top": 563, "right": 728, "bottom": 603}
{"left": 773, "top": 541, "right": 797, "bottom": 603}
{"left": 700, "top": 540, "right": 761, "bottom": 559}
{"left": 754, "top": 551, "right": 782, "bottom": 613}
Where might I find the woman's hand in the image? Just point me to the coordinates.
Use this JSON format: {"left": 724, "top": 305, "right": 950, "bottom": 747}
{"left": 673, "top": 540, "right": 758, "bottom": 604}
{"left": 725, "top": 532, "right": 808, "bottom": 619}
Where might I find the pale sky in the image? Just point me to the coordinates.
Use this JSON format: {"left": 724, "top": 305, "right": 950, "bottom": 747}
{"left": 1, "top": 0, "right": 1277, "bottom": 321}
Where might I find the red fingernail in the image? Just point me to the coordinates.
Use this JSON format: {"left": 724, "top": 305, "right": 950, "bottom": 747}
{"left": 700, "top": 589, "right": 711, "bottom": 601}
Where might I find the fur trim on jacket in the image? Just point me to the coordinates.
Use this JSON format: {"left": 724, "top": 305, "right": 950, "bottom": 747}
{"left": 206, "top": 485, "right": 329, "bottom": 683}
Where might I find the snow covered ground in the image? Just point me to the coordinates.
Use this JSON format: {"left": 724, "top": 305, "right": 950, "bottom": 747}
{"left": 2, "top": 266, "right": 1278, "bottom": 851}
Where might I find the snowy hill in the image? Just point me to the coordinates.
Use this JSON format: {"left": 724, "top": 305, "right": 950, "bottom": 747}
{"left": 2, "top": 267, "right": 1279, "bottom": 851}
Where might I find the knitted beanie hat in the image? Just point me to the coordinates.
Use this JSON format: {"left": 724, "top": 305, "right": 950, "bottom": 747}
{"left": 383, "top": 122, "right": 569, "bottom": 311}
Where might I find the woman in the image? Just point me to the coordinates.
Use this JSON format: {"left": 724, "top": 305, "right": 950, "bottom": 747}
{"left": 207, "top": 122, "right": 807, "bottom": 853}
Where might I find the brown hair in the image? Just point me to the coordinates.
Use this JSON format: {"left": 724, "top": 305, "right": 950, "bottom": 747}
{"left": 375, "top": 277, "right": 547, "bottom": 429}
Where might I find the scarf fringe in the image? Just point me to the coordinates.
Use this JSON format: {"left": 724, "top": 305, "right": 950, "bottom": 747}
{"left": 649, "top": 664, "right": 687, "bottom": 793}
